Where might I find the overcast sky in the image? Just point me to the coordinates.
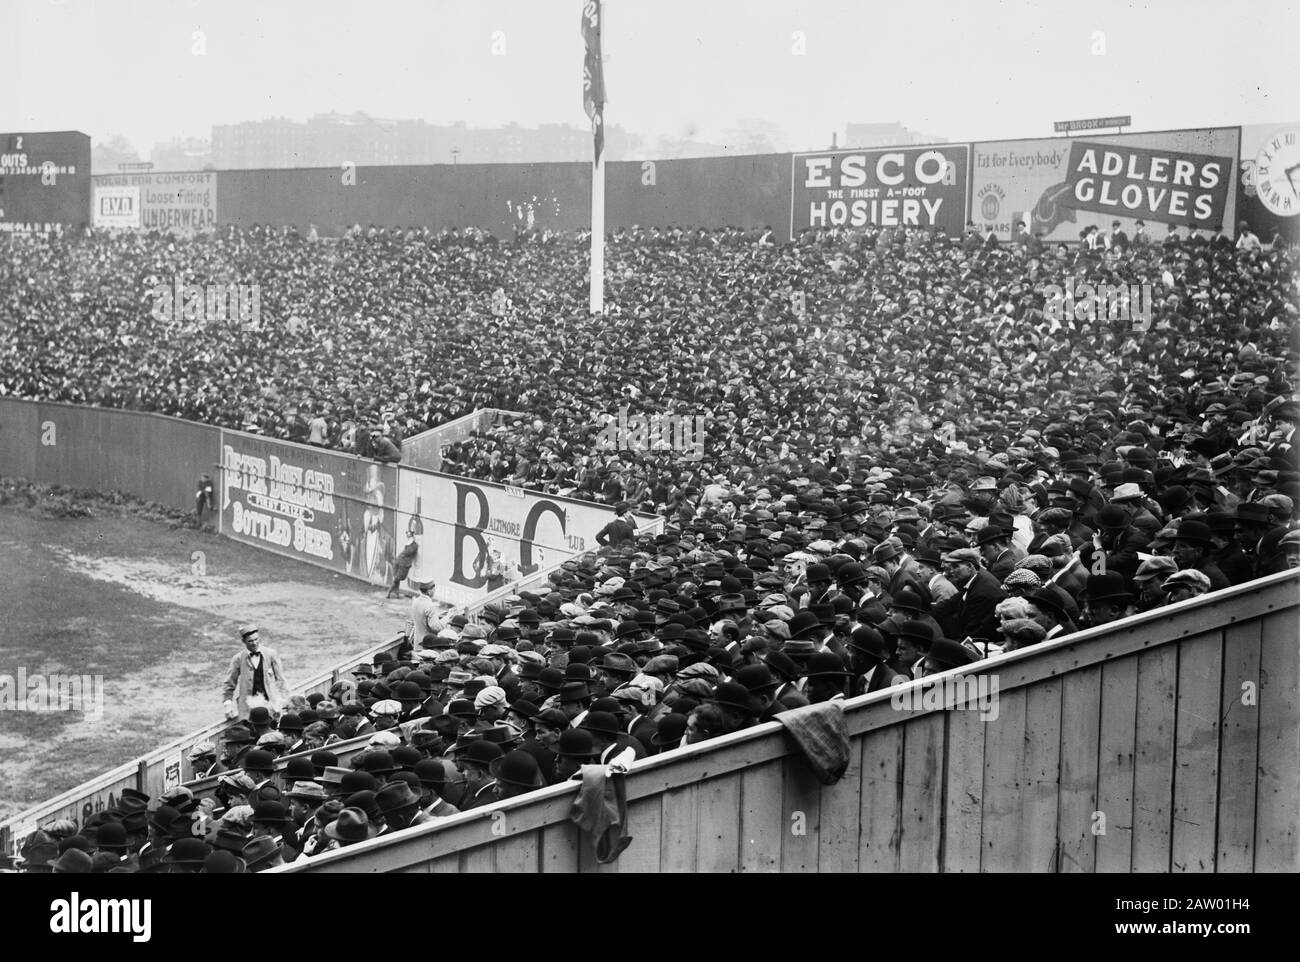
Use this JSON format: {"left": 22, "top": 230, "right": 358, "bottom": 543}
{"left": 4, "top": 0, "right": 1297, "bottom": 153}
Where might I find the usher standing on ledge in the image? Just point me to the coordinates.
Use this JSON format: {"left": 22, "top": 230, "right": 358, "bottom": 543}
{"left": 222, "top": 625, "right": 289, "bottom": 722}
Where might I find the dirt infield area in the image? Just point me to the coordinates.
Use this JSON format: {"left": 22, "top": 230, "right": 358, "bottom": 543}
{"left": 0, "top": 481, "right": 411, "bottom": 821}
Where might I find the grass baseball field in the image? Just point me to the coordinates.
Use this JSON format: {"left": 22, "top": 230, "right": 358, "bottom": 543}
{"left": 0, "top": 480, "right": 409, "bottom": 821}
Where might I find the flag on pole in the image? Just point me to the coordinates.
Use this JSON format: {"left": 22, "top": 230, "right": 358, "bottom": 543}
{"left": 581, "top": 0, "right": 605, "bottom": 161}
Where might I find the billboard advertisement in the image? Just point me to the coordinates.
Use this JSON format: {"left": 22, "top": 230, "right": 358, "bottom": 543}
{"left": 1062, "top": 140, "right": 1232, "bottom": 224}
{"left": 91, "top": 171, "right": 218, "bottom": 235}
{"left": 0, "top": 130, "right": 91, "bottom": 232}
{"left": 1238, "top": 123, "right": 1300, "bottom": 244}
{"left": 970, "top": 127, "right": 1240, "bottom": 240}
{"left": 789, "top": 144, "right": 969, "bottom": 238}
{"left": 396, "top": 469, "right": 644, "bottom": 607}
{"left": 93, "top": 185, "right": 141, "bottom": 228}
{"left": 218, "top": 431, "right": 398, "bottom": 586}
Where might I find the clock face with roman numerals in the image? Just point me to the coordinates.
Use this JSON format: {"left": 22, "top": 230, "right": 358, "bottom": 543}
{"left": 1254, "top": 129, "right": 1300, "bottom": 217}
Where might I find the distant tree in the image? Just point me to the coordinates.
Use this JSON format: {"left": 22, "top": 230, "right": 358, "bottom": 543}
{"left": 721, "top": 118, "right": 790, "bottom": 156}
{"left": 92, "top": 135, "right": 142, "bottom": 174}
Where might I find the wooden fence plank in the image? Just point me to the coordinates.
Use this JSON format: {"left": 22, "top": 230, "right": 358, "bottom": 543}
{"left": 979, "top": 686, "right": 1026, "bottom": 871}
{"left": 491, "top": 832, "right": 541, "bottom": 874}
{"left": 1216, "top": 619, "right": 1262, "bottom": 872}
{"left": 1022, "top": 679, "right": 1063, "bottom": 873}
{"left": 1095, "top": 656, "right": 1138, "bottom": 872}
{"left": 1131, "top": 646, "right": 1177, "bottom": 871}
{"left": 1057, "top": 664, "right": 1101, "bottom": 873}
{"left": 941, "top": 707, "right": 985, "bottom": 873}
{"left": 660, "top": 783, "right": 700, "bottom": 873}
{"left": 617, "top": 796, "right": 663, "bottom": 874}
{"left": 540, "top": 822, "right": 580, "bottom": 874}
{"left": 460, "top": 845, "right": 496, "bottom": 874}
{"left": 697, "top": 776, "right": 742, "bottom": 873}
{"left": 859, "top": 726, "right": 903, "bottom": 873}
{"left": 1255, "top": 610, "right": 1300, "bottom": 872}
{"left": 739, "top": 760, "right": 783, "bottom": 872}
{"left": 779, "top": 757, "right": 822, "bottom": 873}
{"left": 898, "top": 713, "right": 944, "bottom": 873}
{"left": 1171, "top": 631, "right": 1223, "bottom": 873}
{"left": 817, "top": 730, "right": 863, "bottom": 874}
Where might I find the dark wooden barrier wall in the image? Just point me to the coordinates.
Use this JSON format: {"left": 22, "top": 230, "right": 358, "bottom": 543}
{"left": 281, "top": 570, "right": 1300, "bottom": 873}
{"left": 215, "top": 154, "right": 792, "bottom": 237}
{"left": 0, "top": 398, "right": 218, "bottom": 514}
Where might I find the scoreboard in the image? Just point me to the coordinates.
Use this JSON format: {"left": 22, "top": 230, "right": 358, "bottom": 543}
{"left": 0, "top": 131, "right": 91, "bottom": 232}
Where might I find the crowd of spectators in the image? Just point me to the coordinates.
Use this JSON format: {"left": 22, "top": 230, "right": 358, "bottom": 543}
{"left": 3, "top": 216, "right": 1299, "bottom": 872}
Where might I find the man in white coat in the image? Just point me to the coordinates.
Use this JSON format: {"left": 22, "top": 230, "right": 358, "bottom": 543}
{"left": 222, "top": 625, "right": 289, "bottom": 722}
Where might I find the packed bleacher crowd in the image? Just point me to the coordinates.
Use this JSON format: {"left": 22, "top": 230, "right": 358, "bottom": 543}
{"left": 4, "top": 216, "right": 1299, "bottom": 872}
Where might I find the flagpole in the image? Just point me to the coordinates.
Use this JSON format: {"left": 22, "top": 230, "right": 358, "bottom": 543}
{"left": 590, "top": 148, "right": 605, "bottom": 314}
{"left": 587, "top": 0, "right": 605, "bottom": 316}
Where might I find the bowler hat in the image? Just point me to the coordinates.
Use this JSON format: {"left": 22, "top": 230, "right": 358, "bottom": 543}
{"left": 252, "top": 801, "right": 291, "bottom": 826}
{"left": 490, "top": 750, "right": 546, "bottom": 790}
{"left": 281, "top": 756, "right": 316, "bottom": 784}
{"left": 559, "top": 682, "right": 591, "bottom": 703}
{"left": 241, "top": 749, "right": 276, "bottom": 774}
{"left": 763, "top": 651, "right": 802, "bottom": 683}
{"left": 1027, "top": 589, "right": 1069, "bottom": 620}
{"left": 1174, "top": 520, "right": 1216, "bottom": 545}
{"left": 556, "top": 728, "right": 598, "bottom": 759}
{"left": 890, "top": 585, "right": 928, "bottom": 613}
{"left": 463, "top": 740, "right": 503, "bottom": 768}
{"left": 803, "top": 652, "right": 850, "bottom": 678}
{"left": 733, "top": 664, "right": 778, "bottom": 692}
{"left": 162, "top": 837, "right": 212, "bottom": 865}
{"left": 580, "top": 711, "right": 621, "bottom": 738}
{"left": 414, "top": 758, "right": 450, "bottom": 788}
{"left": 897, "top": 620, "right": 935, "bottom": 651}
{"left": 786, "top": 610, "right": 824, "bottom": 640}
{"left": 202, "top": 850, "right": 247, "bottom": 873}
{"left": 651, "top": 714, "right": 689, "bottom": 748}
{"left": 804, "top": 563, "right": 831, "bottom": 582}
{"left": 711, "top": 681, "right": 757, "bottom": 714}
{"left": 339, "top": 771, "right": 379, "bottom": 795}
{"left": 94, "top": 822, "right": 128, "bottom": 853}
{"left": 1083, "top": 573, "right": 1133, "bottom": 605}
{"left": 848, "top": 625, "right": 891, "bottom": 660}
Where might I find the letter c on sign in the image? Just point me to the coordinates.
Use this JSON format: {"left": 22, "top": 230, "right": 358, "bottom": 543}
{"left": 876, "top": 152, "right": 905, "bottom": 186}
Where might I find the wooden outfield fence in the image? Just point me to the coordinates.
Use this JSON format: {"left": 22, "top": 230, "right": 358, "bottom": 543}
{"left": 280, "top": 570, "right": 1300, "bottom": 874}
